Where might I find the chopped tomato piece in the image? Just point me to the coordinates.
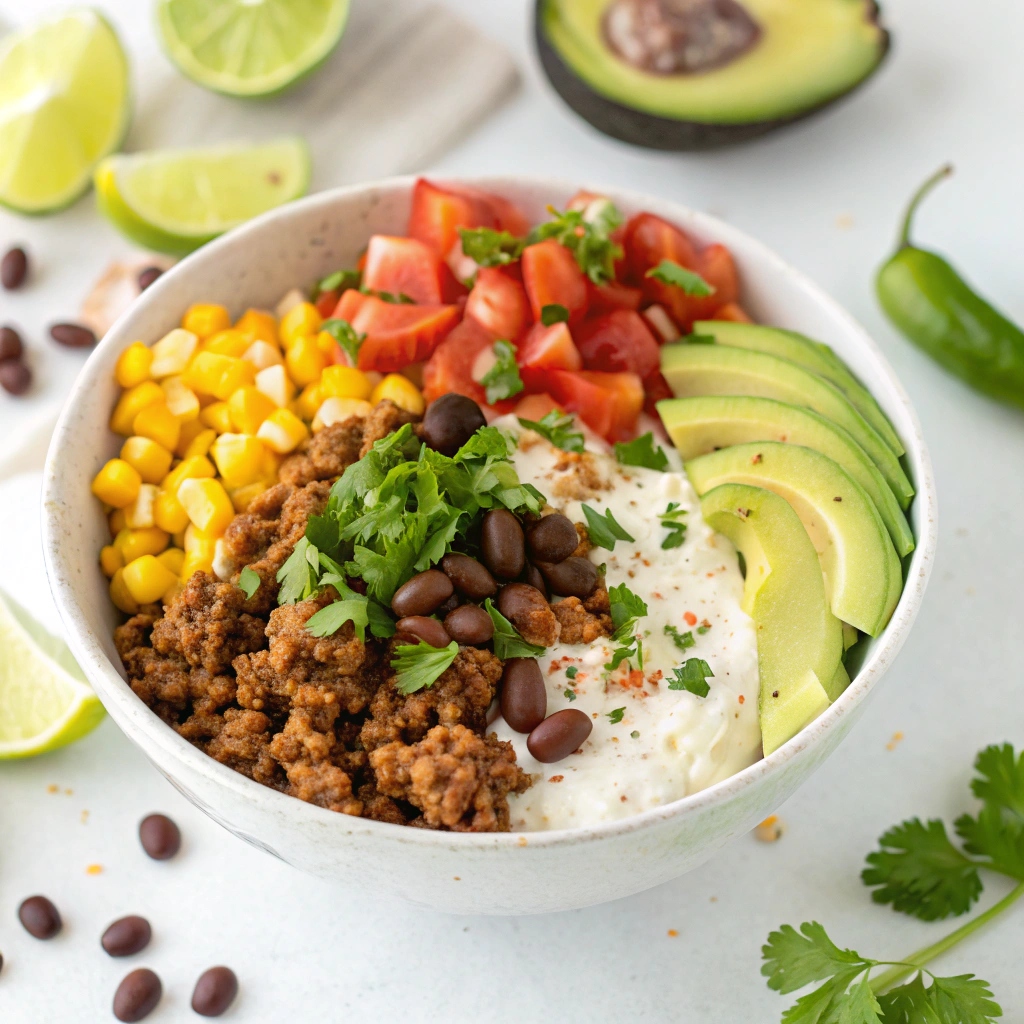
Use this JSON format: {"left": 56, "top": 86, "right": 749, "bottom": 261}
{"left": 521, "top": 239, "right": 588, "bottom": 325}
{"left": 464, "top": 267, "right": 531, "bottom": 342}
{"left": 517, "top": 322, "right": 582, "bottom": 372}
{"left": 642, "top": 370, "right": 674, "bottom": 418}
{"left": 624, "top": 212, "right": 698, "bottom": 283}
{"left": 543, "top": 369, "right": 644, "bottom": 443}
{"left": 513, "top": 393, "right": 564, "bottom": 420}
{"left": 708, "top": 301, "right": 753, "bottom": 323}
{"left": 587, "top": 279, "right": 642, "bottom": 314}
{"left": 575, "top": 310, "right": 660, "bottom": 378}
{"left": 362, "top": 235, "right": 449, "bottom": 305}
{"left": 407, "top": 179, "right": 529, "bottom": 257}
{"left": 459, "top": 184, "right": 530, "bottom": 237}
{"left": 422, "top": 318, "right": 494, "bottom": 405}
{"left": 315, "top": 288, "right": 340, "bottom": 318}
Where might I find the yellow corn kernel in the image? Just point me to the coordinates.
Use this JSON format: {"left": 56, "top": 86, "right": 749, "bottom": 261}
{"left": 182, "top": 303, "right": 231, "bottom": 340}
{"left": 293, "top": 382, "right": 323, "bottom": 421}
{"left": 156, "top": 548, "right": 185, "bottom": 576}
{"left": 92, "top": 459, "right": 142, "bottom": 508}
{"left": 162, "top": 455, "right": 216, "bottom": 496}
{"left": 122, "top": 555, "right": 179, "bottom": 605}
{"left": 177, "top": 477, "right": 235, "bottom": 537}
{"left": 114, "top": 527, "right": 170, "bottom": 563}
{"left": 235, "top": 308, "right": 279, "bottom": 347}
{"left": 230, "top": 482, "right": 268, "bottom": 513}
{"left": 316, "top": 329, "right": 339, "bottom": 359}
{"left": 184, "top": 352, "right": 255, "bottom": 400}
{"left": 174, "top": 418, "right": 207, "bottom": 457}
{"left": 203, "top": 329, "right": 251, "bottom": 358}
{"left": 210, "top": 433, "right": 268, "bottom": 489}
{"left": 132, "top": 402, "right": 180, "bottom": 452}
{"left": 182, "top": 526, "right": 218, "bottom": 579}
{"left": 149, "top": 328, "right": 199, "bottom": 378}
{"left": 110, "top": 381, "right": 164, "bottom": 436}
{"left": 124, "top": 483, "right": 158, "bottom": 530}
{"left": 255, "top": 364, "right": 295, "bottom": 408}
{"left": 284, "top": 334, "right": 327, "bottom": 387}
{"left": 280, "top": 301, "right": 322, "bottom": 348}
{"left": 228, "top": 386, "right": 276, "bottom": 435}
{"left": 371, "top": 373, "right": 425, "bottom": 415}
{"left": 160, "top": 376, "right": 200, "bottom": 422}
{"left": 115, "top": 342, "right": 154, "bottom": 388}
{"left": 256, "top": 408, "right": 309, "bottom": 454}
{"left": 183, "top": 428, "right": 217, "bottom": 459}
{"left": 261, "top": 446, "right": 282, "bottom": 482}
{"left": 100, "top": 545, "right": 123, "bottom": 578}
{"left": 199, "top": 401, "right": 233, "bottom": 434}
{"left": 241, "top": 340, "right": 283, "bottom": 371}
{"left": 109, "top": 569, "right": 139, "bottom": 615}
{"left": 321, "top": 365, "right": 373, "bottom": 401}
{"left": 120, "top": 436, "right": 173, "bottom": 485}
{"left": 109, "top": 508, "right": 127, "bottom": 537}
{"left": 312, "top": 396, "right": 373, "bottom": 432}
{"left": 154, "top": 488, "right": 190, "bottom": 533}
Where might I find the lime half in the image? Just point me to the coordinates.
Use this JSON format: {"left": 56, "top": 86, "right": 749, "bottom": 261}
{"left": 157, "top": 0, "right": 350, "bottom": 98}
{"left": 0, "top": 9, "right": 130, "bottom": 214}
{"left": 95, "top": 137, "right": 311, "bottom": 255}
{"left": 0, "top": 590, "right": 104, "bottom": 759}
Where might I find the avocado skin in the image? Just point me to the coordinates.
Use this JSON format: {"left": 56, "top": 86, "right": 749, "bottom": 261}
{"left": 534, "top": 0, "right": 891, "bottom": 152}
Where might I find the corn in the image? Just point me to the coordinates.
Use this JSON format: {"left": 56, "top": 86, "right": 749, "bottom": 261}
{"left": 109, "top": 569, "right": 139, "bottom": 615}
{"left": 184, "top": 352, "right": 255, "bottom": 400}
{"left": 255, "top": 364, "right": 295, "bottom": 408}
{"left": 199, "top": 401, "right": 233, "bottom": 434}
{"left": 210, "top": 433, "right": 268, "bottom": 489}
{"left": 230, "top": 481, "right": 268, "bottom": 513}
{"left": 371, "top": 373, "right": 425, "bottom": 415}
{"left": 235, "top": 308, "right": 279, "bottom": 347}
{"left": 120, "top": 437, "right": 173, "bottom": 485}
{"left": 124, "top": 483, "right": 158, "bottom": 529}
{"left": 241, "top": 340, "right": 283, "bottom": 371}
{"left": 92, "top": 459, "right": 142, "bottom": 508}
{"left": 122, "top": 555, "right": 179, "bottom": 605}
{"left": 312, "top": 396, "right": 373, "bottom": 432}
{"left": 154, "top": 488, "right": 189, "bottom": 533}
{"left": 132, "top": 402, "right": 180, "bottom": 452}
{"left": 113, "top": 527, "right": 169, "bottom": 563}
{"left": 316, "top": 329, "right": 338, "bottom": 359}
{"left": 182, "top": 303, "right": 231, "bottom": 340}
{"left": 285, "top": 334, "right": 327, "bottom": 387}
{"left": 203, "top": 329, "right": 249, "bottom": 358}
{"left": 109, "top": 509, "right": 127, "bottom": 537}
{"left": 156, "top": 548, "right": 185, "bottom": 576}
{"left": 177, "top": 477, "right": 235, "bottom": 537}
{"left": 115, "top": 342, "right": 153, "bottom": 388}
{"left": 174, "top": 418, "right": 208, "bottom": 457}
{"left": 162, "top": 455, "right": 216, "bottom": 496}
{"left": 275, "top": 288, "right": 306, "bottom": 321}
{"left": 280, "top": 301, "right": 321, "bottom": 349}
{"left": 183, "top": 428, "right": 217, "bottom": 459}
{"left": 256, "top": 407, "right": 309, "bottom": 454}
{"left": 100, "top": 545, "right": 123, "bottom": 578}
{"left": 110, "top": 381, "right": 164, "bottom": 436}
{"left": 321, "top": 365, "right": 373, "bottom": 401}
{"left": 228, "top": 386, "right": 276, "bottom": 435}
{"left": 160, "top": 376, "right": 200, "bottom": 422}
{"left": 149, "top": 328, "right": 199, "bottom": 378}
{"left": 182, "top": 525, "right": 218, "bottom": 578}
{"left": 293, "top": 382, "right": 323, "bottom": 421}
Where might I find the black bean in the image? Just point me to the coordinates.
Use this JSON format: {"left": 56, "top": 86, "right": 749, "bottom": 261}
{"left": 391, "top": 569, "right": 453, "bottom": 618}
{"left": 527, "top": 514, "right": 578, "bottom": 563}
{"left": 137, "top": 267, "right": 163, "bottom": 291}
{"left": 138, "top": 814, "right": 180, "bottom": 860}
{"left": 0, "top": 360, "right": 31, "bottom": 396}
{"left": 18, "top": 895, "right": 61, "bottom": 939}
{"left": 440, "top": 553, "right": 496, "bottom": 599}
{"left": 102, "top": 916, "right": 152, "bottom": 957}
{"left": 421, "top": 393, "right": 486, "bottom": 455}
{"left": 496, "top": 582, "right": 548, "bottom": 624}
{"left": 444, "top": 604, "right": 494, "bottom": 645}
{"left": 0, "top": 325, "right": 23, "bottom": 361}
{"left": 481, "top": 508, "right": 525, "bottom": 579}
{"left": 50, "top": 322, "right": 96, "bottom": 348}
{"left": 527, "top": 708, "right": 593, "bottom": 763}
{"left": 395, "top": 615, "right": 451, "bottom": 648}
{"left": 521, "top": 562, "right": 548, "bottom": 597}
{"left": 113, "top": 968, "right": 162, "bottom": 1022}
{"left": 500, "top": 658, "right": 546, "bottom": 733}
{"left": 537, "top": 556, "right": 599, "bottom": 598}
{"left": 1, "top": 247, "right": 28, "bottom": 290}
{"left": 192, "top": 966, "right": 239, "bottom": 1017}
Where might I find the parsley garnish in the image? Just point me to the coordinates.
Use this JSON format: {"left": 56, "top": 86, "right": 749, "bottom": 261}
{"left": 667, "top": 658, "right": 713, "bottom": 697}
{"left": 565, "top": 666, "right": 578, "bottom": 679}
{"left": 321, "top": 318, "right": 366, "bottom": 366}
{"left": 660, "top": 502, "right": 688, "bottom": 550}
{"left": 541, "top": 303, "right": 569, "bottom": 325}
{"left": 645, "top": 259, "right": 716, "bottom": 297}
{"left": 313, "top": 268, "right": 361, "bottom": 299}
{"left": 276, "top": 537, "right": 321, "bottom": 605}
{"left": 581, "top": 504, "right": 634, "bottom": 550}
{"left": 238, "top": 566, "right": 261, "bottom": 599}
{"left": 564, "top": 688, "right": 576, "bottom": 702}
{"left": 458, "top": 227, "right": 525, "bottom": 267}
{"left": 606, "top": 707, "right": 625, "bottom": 724}
{"left": 517, "top": 410, "right": 585, "bottom": 453}
{"left": 390, "top": 640, "right": 459, "bottom": 695}
{"left": 613, "top": 432, "right": 668, "bottom": 471}
{"left": 483, "top": 598, "right": 546, "bottom": 660}
{"left": 697, "top": 622, "right": 711, "bottom": 635}
{"left": 605, "top": 583, "right": 647, "bottom": 673}
{"left": 528, "top": 202, "right": 624, "bottom": 285}
{"left": 479, "top": 340, "right": 524, "bottom": 404}
{"left": 664, "top": 624, "right": 695, "bottom": 651}
{"left": 303, "top": 570, "right": 394, "bottom": 643}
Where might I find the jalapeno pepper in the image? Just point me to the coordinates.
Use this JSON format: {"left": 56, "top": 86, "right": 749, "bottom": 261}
{"left": 876, "top": 165, "right": 1024, "bottom": 410}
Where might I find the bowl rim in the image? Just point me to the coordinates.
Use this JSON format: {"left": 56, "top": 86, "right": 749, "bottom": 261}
{"left": 42, "top": 174, "right": 938, "bottom": 850}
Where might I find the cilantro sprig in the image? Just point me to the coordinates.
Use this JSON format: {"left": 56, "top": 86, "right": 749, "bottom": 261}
{"left": 646, "top": 259, "right": 715, "bottom": 297}
{"left": 581, "top": 504, "right": 634, "bottom": 550}
{"left": 484, "top": 599, "right": 546, "bottom": 660}
{"left": 458, "top": 227, "right": 525, "bottom": 267}
{"left": 614, "top": 432, "right": 668, "bottom": 471}
{"left": 312, "top": 268, "right": 361, "bottom": 299}
{"left": 528, "top": 202, "right": 624, "bottom": 285}
{"left": 238, "top": 566, "right": 261, "bottom": 599}
{"left": 517, "top": 410, "right": 585, "bottom": 453}
{"left": 391, "top": 640, "right": 459, "bottom": 695}
{"left": 667, "top": 658, "right": 713, "bottom": 697}
{"left": 480, "top": 340, "right": 524, "bottom": 404}
{"left": 541, "top": 303, "right": 569, "bottom": 326}
{"left": 321, "top": 317, "right": 366, "bottom": 366}
{"left": 664, "top": 623, "right": 695, "bottom": 651}
{"left": 660, "top": 502, "right": 688, "bottom": 550}
{"left": 604, "top": 583, "right": 647, "bottom": 673}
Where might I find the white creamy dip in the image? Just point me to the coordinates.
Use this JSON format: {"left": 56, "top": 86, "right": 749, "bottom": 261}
{"left": 491, "top": 416, "right": 762, "bottom": 831}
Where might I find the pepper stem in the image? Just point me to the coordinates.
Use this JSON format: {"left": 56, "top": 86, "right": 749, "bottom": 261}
{"left": 896, "top": 164, "right": 954, "bottom": 250}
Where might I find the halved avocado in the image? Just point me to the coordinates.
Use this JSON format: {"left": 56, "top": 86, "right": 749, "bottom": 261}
{"left": 660, "top": 342, "right": 914, "bottom": 507}
{"left": 656, "top": 394, "right": 914, "bottom": 556}
{"left": 700, "top": 483, "right": 838, "bottom": 755}
{"left": 535, "top": 0, "right": 890, "bottom": 151}
{"left": 686, "top": 442, "right": 902, "bottom": 636}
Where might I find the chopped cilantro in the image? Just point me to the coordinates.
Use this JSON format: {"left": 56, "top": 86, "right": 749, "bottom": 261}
{"left": 360, "top": 286, "right": 415, "bottom": 304}
{"left": 604, "top": 644, "right": 637, "bottom": 673}
{"left": 606, "top": 707, "right": 625, "bottom": 725}
{"left": 480, "top": 340, "right": 524, "bottom": 404}
{"left": 517, "top": 410, "right": 585, "bottom": 453}
{"left": 664, "top": 624, "right": 695, "bottom": 651}
{"left": 541, "top": 303, "right": 569, "bottom": 326}
{"left": 276, "top": 537, "right": 321, "bottom": 605}
{"left": 614, "top": 432, "right": 668, "bottom": 471}
{"left": 697, "top": 623, "right": 711, "bottom": 635}
{"left": 458, "top": 227, "right": 524, "bottom": 267}
{"left": 668, "top": 658, "right": 713, "bottom": 697}
{"left": 483, "top": 599, "right": 546, "bottom": 660}
{"left": 608, "top": 583, "right": 647, "bottom": 641}
{"left": 321, "top": 318, "right": 366, "bottom": 366}
{"left": 304, "top": 572, "right": 395, "bottom": 643}
{"left": 528, "top": 203, "right": 624, "bottom": 284}
{"left": 645, "top": 259, "right": 716, "bottom": 297}
{"left": 564, "top": 688, "right": 577, "bottom": 702}
{"left": 565, "top": 665, "right": 578, "bottom": 679}
{"left": 313, "top": 268, "right": 361, "bottom": 299}
{"left": 660, "top": 502, "right": 688, "bottom": 550}
{"left": 391, "top": 640, "right": 459, "bottom": 696}
{"left": 238, "top": 566, "right": 261, "bottom": 599}
{"left": 581, "top": 504, "right": 634, "bottom": 550}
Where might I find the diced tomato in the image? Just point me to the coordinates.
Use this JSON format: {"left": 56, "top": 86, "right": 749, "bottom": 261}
{"left": 521, "top": 239, "right": 588, "bottom": 325}
{"left": 517, "top": 322, "right": 582, "bottom": 372}
{"left": 642, "top": 370, "right": 674, "bottom": 418}
{"left": 543, "top": 369, "right": 644, "bottom": 443}
{"left": 439, "top": 262, "right": 469, "bottom": 304}
{"left": 708, "top": 301, "right": 753, "bottom": 323}
{"left": 422, "top": 318, "right": 494, "bottom": 405}
{"left": 513, "top": 393, "right": 564, "bottom": 420}
{"left": 624, "top": 212, "right": 698, "bottom": 283}
{"left": 687, "top": 244, "right": 740, "bottom": 323}
{"left": 575, "top": 310, "right": 660, "bottom": 378}
{"left": 587, "top": 279, "right": 642, "bottom": 314}
{"left": 464, "top": 267, "right": 531, "bottom": 342}
{"left": 362, "top": 235, "right": 449, "bottom": 305}
{"left": 460, "top": 185, "right": 530, "bottom": 238}
{"left": 407, "top": 179, "right": 529, "bottom": 257}
{"left": 331, "top": 290, "right": 459, "bottom": 372}
{"left": 315, "top": 288, "right": 340, "bottom": 318}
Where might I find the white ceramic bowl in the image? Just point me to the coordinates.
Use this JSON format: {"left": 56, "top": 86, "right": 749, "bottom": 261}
{"left": 42, "top": 177, "right": 937, "bottom": 914}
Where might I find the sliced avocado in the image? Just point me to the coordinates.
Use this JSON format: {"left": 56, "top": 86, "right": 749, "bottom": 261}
{"left": 660, "top": 343, "right": 914, "bottom": 508}
{"left": 686, "top": 441, "right": 902, "bottom": 636}
{"left": 842, "top": 621, "right": 860, "bottom": 651}
{"left": 700, "top": 483, "right": 838, "bottom": 755}
{"left": 691, "top": 321, "right": 904, "bottom": 457}
{"left": 656, "top": 394, "right": 914, "bottom": 557}
{"left": 826, "top": 659, "right": 851, "bottom": 702}
{"left": 535, "top": 0, "right": 890, "bottom": 151}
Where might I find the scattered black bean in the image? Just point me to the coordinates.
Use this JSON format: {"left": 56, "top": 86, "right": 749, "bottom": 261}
{"left": 0, "top": 325, "right": 23, "bottom": 361}
{"left": 0, "top": 360, "right": 31, "bottom": 396}
{"left": 500, "top": 658, "right": 546, "bottom": 733}
{"left": 18, "top": 895, "right": 61, "bottom": 939}
{"left": 521, "top": 562, "right": 548, "bottom": 597}
{"left": 527, "top": 708, "right": 593, "bottom": 763}
{"left": 138, "top": 814, "right": 181, "bottom": 860}
{"left": 440, "top": 553, "right": 496, "bottom": 599}
{"left": 113, "top": 968, "right": 162, "bottom": 1022}
{"left": 102, "top": 916, "right": 152, "bottom": 957}
{"left": 537, "top": 556, "right": 599, "bottom": 598}
{"left": 421, "top": 393, "right": 486, "bottom": 455}
{"left": 50, "top": 322, "right": 96, "bottom": 348}
{"left": 527, "top": 513, "right": 578, "bottom": 563}
{"left": 192, "top": 966, "right": 239, "bottom": 1018}
{"left": 480, "top": 508, "right": 525, "bottom": 579}
{"left": 137, "top": 267, "right": 163, "bottom": 291}
{"left": 1, "top": 246, "right": 28, "bottom": 290}
{"left": 395, "top": 615, "right": 452, "bottom": 649}
{"left": 496, "top": 582, "right": 549, "bottom": 636}
{"left": 391, "top": 569, "right": 453, "bottom": 618}
{"left": 444, "top": 604, "right": 494, "bottom": 645}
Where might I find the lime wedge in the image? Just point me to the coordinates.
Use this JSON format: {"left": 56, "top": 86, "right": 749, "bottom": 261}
{"left": 0, "top": 590, "right": 104, "bottom": 759}
{"left": 0, "top": 9, "right": 130, "bottom": 214}
{"left": 157, "top": 0, "right": 350, "bottom": 98}
{"left": 95, "top": 137, "right": 311, "bottom": 255}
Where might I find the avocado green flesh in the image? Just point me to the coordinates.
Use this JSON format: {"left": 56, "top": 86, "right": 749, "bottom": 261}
{"left": 539, "top": 0, "right": 887, "bottom": 125}
{"left": 826, "top": 659, "right": 851, "bottom": 702}
{"left": 660, "top": 343, "right": 914, "bottom": 508}
{"left": 700, "top": 483, "right": 838, "bottom": 756}
{"left": 656, "top": 395, "right": 914, "bottom": 557}
{"left": 686, "top": 442, "right": 902, "bottom": 637}
{"left": 691, "top": 321, "right": 905, "bottom": 457}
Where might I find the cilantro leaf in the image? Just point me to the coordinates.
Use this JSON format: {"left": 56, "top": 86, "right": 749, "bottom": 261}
{"left": 862, "top": 819, "right": 983, "bottom": 921}
{"left": 277, "top": 537, "right": 320, "bottom": 605}
{"left": 313, "top": 268, "right": 361, "bottom": 298}
{"left": 305, "top": 597, "right": 370, "bottom": 642}
{"left": 528, "top": 203, "right": 624, "bottom": 284}
{"left": 645, "top": 259, "right": 716, "bottom": 297}
{"left": 360, "top": 286, "right": 414, "bottom": 304}
{"left": 484, "top": 599, "right": 546, "bottom": 660}
{"left": 614, "top": 432, "right": 669, "bottom": 471}
{"left": 926, "top": 974, "right": 1001, "bottom": 1024}
{"left": 608, "top": 583, "right": 647, "bottom": 642}
{"left": 954, "top": 805, "right": 1024, "bottom": 881}
{"left": 604, "top": 643, "right": 636, "bottom": 673}
{"left": 664, "top": 624, "right": 695, "bottom": 651}
{"left": 390, "top": 640, "right": 459, "bottom": 695}
{"left": 565, "top": 666, "right": 578, "bottom": 679}
{"left": 517, "top": 410, "right": 585, "bottom": 453}
{"left": 606, "top": 707, "right": 625, "bottom": 724}
{"left": 582, "top": 504, "right": 634, "bottom": 550}
{"left": 564, "top": 688, "right": 576, "bottom": 701}
{"left": 541, "top": 303, "right": 569, "bottom": 325}
{"left": 660, "top": 502, "right": 688, "bottom": 549}
{"left": 238, "top": 566, "right": 261, "bottom": 599}
{"left": 321, "top": 318, "right": 366, "bottom": 366}
{"left": 458, "top": 227, "right": 524, "bottom": 267}
{"left": 668, "top": 658, "right": 714, "bottom": 697}
{"left": 480, "top": 340, "right": 524, "bottom": 404}
{"left": 876, "top": 974, "right": 941, "bottom": 1024}
{"left": 970, "top": 744, "right": 1024, "bottom": 821}
{"left": 762, "top": 922, "right": 875, "bottom": 995}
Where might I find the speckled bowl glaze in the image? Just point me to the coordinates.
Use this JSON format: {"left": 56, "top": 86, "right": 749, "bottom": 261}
{"left": 42, "top": 177, "right": 937, "bottom": 914}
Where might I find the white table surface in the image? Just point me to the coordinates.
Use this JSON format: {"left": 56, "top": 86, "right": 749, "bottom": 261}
{"left": 3, "top": 1, "right": 1024, "bottom": 1020}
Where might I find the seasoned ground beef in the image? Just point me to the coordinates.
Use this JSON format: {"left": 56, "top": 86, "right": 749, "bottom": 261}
{"left": 552, "top": 593, "right": 614, "bottom": 645}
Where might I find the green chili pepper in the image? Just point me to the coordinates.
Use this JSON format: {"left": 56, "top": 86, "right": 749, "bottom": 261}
{"left": 876, "top": 164, "right": 1024, "bottom": 410}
